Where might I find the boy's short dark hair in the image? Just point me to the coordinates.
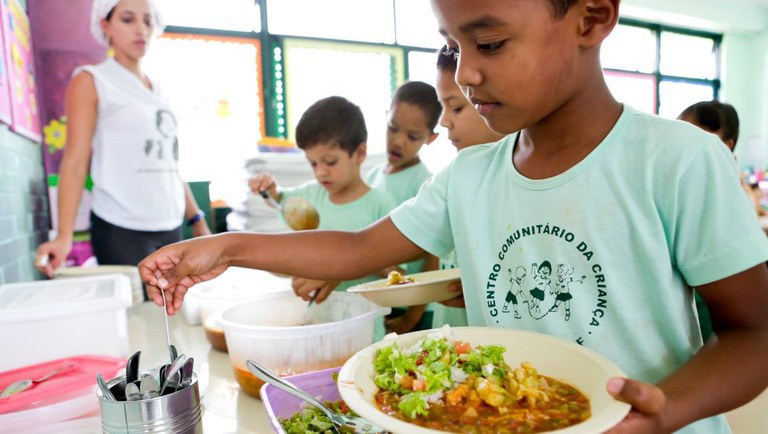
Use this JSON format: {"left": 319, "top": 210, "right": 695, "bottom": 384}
{"left": 437, "top": 45, "right": 457, "bottom": 73}
{"left": 391, "top": 81, "right": 442, "bottom": 132}
{"left": 550, "top": 0, "right": 579, "bottom": 18}
{"left": 295, "top": 96, "right": 367, "bottom": 155}
{"left": 680, "top": 100, "right": 740, "bottom": 149}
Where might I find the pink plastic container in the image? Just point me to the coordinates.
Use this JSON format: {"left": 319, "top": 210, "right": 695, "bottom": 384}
{"left": 0, "top": 355, "right": 126, "bottom": 431}
{"left": 260, "top": 367, "right": 341, "bottom": 434}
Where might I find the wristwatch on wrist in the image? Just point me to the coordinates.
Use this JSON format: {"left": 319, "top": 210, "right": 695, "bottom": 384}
{"left": 186, "top": 210, "right": 205, "bottom": 227}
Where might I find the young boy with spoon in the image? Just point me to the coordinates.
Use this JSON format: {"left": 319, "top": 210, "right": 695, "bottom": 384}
{"left": 248, "top": 96, "right": 399, "bottom": 324}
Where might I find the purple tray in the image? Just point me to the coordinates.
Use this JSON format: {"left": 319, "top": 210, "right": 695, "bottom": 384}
{"left": 260, "top": 367, "right": 342, "bottom": 434}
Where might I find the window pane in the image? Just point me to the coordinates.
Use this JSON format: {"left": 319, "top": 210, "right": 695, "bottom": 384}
{"left": 660, "top": 33, "right": 717, "bottom": 79}
{"left": 161, "top": 0, "right": 260, "bottom": 32}
{"left": 144, "top": 36, "right": 264, "bottom": 202}
{"left": 407, "top": 50, "right": 439, "bottom": 85}
{"left": 604, "top": 71, "right": 656, "bottom": 115}
{"left": 658, "top": 81, "right": 715, "bottom": 119}
{"left": 282, "top": 39, "right": 404, "bottom": 154}
{"left": 601, "top": 24, "right": 656, "bottom": 73}
{"left": 394, "top": 0, "right": 443, "bottom": 48}
{"left": 267, "top": 0, "right": 394, "bottom": 43}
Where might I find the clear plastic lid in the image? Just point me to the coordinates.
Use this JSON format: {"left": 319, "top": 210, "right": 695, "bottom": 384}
{"left": 0, "top": 275, "right": 132, "bottom": 322}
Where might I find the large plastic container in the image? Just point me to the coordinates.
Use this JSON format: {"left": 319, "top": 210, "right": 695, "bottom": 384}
{"left": 0, "top": 355, "right": 126, "bottom": 432}
{"left": 182, "top": 267, "right": 293, "bottom": 326}
{"left": 55, "top": 265, "right": 143, "bottom": 305}
{"left": 219, "top": 291, "right": 389, "bottom": 398}
{"left": 0, "top": 275, "right": 133, "bottom": 371}
{"left": 261, "top": 367, "right": 341, "bottom": 434}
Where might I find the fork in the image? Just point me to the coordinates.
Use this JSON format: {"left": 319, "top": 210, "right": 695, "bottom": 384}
{"left": 246, "top": 361, "right": 390, "bottom": 434}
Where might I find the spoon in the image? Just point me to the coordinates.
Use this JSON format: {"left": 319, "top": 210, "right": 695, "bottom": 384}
{"left": 160, "top": 354, "right": 187, "bottom": 396}
{"left": 126, "top": 351, "right": 141, "bottom": 385}
{"left": 125, "top": 382, "right": 141, "bottom": 401}
{"left": 97, "top": 373, "right": 116, "bottom": 401}
{"left": 300, "top": 290, "right": 319, "bottom": 326}
{"left": 247, "top": 361, "right": 390, "bottom": 434}
{"left": 259, "top": 191, "right": 320, "bottom": 231}
{"left": 160, "top": 289, "right": 176, "bottom": 364}
{"left": 0, "top": 363, "right": 76, "bottom": 398}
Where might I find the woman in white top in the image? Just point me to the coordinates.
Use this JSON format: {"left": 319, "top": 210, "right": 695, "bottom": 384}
{"left": 35, "top": 0, "right": 210, "bottom": 297}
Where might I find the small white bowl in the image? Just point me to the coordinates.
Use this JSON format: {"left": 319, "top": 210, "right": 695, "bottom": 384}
{"left": 347, "top": 269, "right": 461, "bottom": 307}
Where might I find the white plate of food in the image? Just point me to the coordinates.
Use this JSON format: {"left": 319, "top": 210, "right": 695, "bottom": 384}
{"left": 347, "top": 269, "right": 461, "bottom": 307}
{"left": 337, "top": 326, "right": 631, "bottom": 434}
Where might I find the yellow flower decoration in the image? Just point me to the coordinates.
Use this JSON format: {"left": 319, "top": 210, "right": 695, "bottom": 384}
{"left": 43, "top": 116, "right": 67, "bottom": 154}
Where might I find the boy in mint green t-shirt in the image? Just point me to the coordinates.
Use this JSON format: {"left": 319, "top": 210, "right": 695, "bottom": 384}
{"left": 431, "top": 46, "right": 505, "bottom": 329}
{"left": 249, "top": 96, "right": 397, "bottom": 296}
{"left": 143, "top": 2, "right": 768, "bottom": 431}
{"left": 365, "top": 81, "right": 442, "bottom": 334}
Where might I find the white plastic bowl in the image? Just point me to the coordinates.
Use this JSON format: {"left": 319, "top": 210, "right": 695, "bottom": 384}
{"left": 219, "top": 291, "right": 389, "bottom": 397}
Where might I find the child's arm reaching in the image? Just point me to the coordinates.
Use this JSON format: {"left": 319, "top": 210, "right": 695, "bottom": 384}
{"left": 605, "top": 263, "right": 768, "bottom": 433}
{"left": 248, "top": 172, "right": 282, "bottom": 203}
{"left": 139, "top": 217, "right": 425, "bottom": 314}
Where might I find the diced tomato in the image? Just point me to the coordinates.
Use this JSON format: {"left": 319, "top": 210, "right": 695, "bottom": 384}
{"left": 412, "top": 379, "right": 426, "bottom": 391}
{"left": 416, "top": 350, "right": 429, "bottom": 365}
{"left": 454, "top": 341, "right": 472, "bottom": 355}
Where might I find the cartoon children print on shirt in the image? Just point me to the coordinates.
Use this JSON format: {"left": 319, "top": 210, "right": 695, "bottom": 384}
{"left": 144, "top": 109, "right": 179, "bottom": 161}
{"left": 499, "top": 260, "right": 587, "bottom": 322}
{"left": 529, "top": 261, "right": 552, "bottom": 315}
{"left": 549, "top": 263, "right": 586, "bottom": 320}
{"left": 502, "top": 266, "right": 528, "bottom": 319}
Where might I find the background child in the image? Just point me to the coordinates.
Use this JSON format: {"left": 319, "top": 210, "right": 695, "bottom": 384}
{"left": 431, "top": 46, "right": 504, "bottom": 329}
{"left": 366, "top": 81, "right": 442, "bottom": 334}
{"left": 142, "top": 1, "right": 768, "bottom": 432}
{"left": 249, "top": 96, "right": 397, "bottom": 300}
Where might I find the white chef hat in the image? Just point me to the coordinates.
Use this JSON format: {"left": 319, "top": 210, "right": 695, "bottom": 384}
{"left": 90, "top": 0, "right": 165, "bottom": 46}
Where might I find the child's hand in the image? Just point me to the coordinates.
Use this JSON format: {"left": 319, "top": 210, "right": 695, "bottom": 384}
{"left": 439, "top": 280, "right": 465, "bottom": 308}
{"left": 291, "top": 277, "right": 339, "bottom": 303}
{"left": 604, "top": 378, "right": 668, "bottom": 433}
{"left": 248, "top": 173, "right": 279, "bottom": 200}
{"left": 139, "top": 237, "right": 230, "bottom": 315}
{"left": 385, "top": 304, "right": 426, "bottom": 334}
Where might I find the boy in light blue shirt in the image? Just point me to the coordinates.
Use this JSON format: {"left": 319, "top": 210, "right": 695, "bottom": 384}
{"left": 143, "top": 2, "right": 768, "bottom": 432}
{"left": 366, "top": 81, "right": 443, "bottom": 334}
{"left": 249, "top": 96, "right": 397, "bottom": 295}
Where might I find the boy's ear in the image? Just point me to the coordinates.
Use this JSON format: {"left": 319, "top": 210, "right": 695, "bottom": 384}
{"left": 354, "top": 142, "right": 367, "bottom": 164}
{"left": 426, "top": 132, "right": 439, "bottom": 145}
{"left": 577, "top": 0, "right": 620, "bottom": 49}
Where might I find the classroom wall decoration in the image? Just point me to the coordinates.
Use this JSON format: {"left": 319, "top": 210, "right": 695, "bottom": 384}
{"left": 0, "top": 0, "right": 41, "bottom": 142}
{"left": 0, "top": 22, "right": 10, "bottom": 126}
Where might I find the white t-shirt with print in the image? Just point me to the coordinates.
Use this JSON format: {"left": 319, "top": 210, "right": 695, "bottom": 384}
{"left": 391, "top": 105, "right": 768, "bottom": 434}
{"left": 77, "top": 58, "right": 185, "bottom": 231}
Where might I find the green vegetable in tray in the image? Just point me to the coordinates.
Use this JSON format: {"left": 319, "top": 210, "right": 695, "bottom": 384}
{"left": 279, "top": 400, "right": 355, "bottom": 434}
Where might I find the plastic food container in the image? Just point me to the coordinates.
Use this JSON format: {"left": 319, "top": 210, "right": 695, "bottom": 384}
{"left": 219, "top": 291, "right": 389, "bottom": 398}
{"left": 183, "top": 267, "right": 293, "bottom": 326}
{"left": 0, "top": 355, "right": 126, "bottom": 432}
{"left": 261, "top": 367, "right": 341, "bottom": 434}
{"left": 0, "top": 275, "right": 132, "bottom": 371}
{"left": 55, "top": 265, "right": 143, "bottom": 306}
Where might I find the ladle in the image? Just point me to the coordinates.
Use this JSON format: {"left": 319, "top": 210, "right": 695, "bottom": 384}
{"left": 259, "top": 191, "right": 320, "bottom": 230}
